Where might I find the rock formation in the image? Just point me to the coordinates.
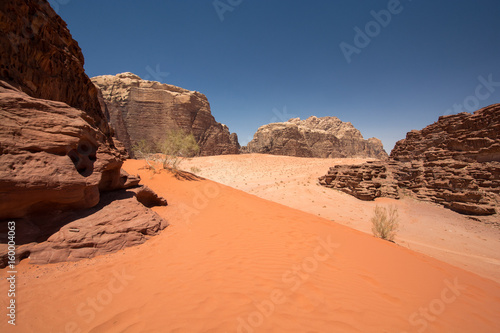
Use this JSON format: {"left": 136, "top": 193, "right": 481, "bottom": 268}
{"left": 244, "top": 116, "right": 387, "bottom": 159}
{"left": 0, "top": 81, "right": 125, "bottom": 219}
{"left": 0, "top": 0, "right": 167, "bottom": 267}
{"left": 0, "top": 0, "right": 112, "bottom": 137}
{"left": 319, "top": 104, "right": 500, "bottom": 219}
{"left": 12, "top": 187, "right": 167, "bottom": 266}
{"left": 320, "top": 161, "right": 400, "bottom": 201}
{"left": 92, "top": 73, "right": 240, "bottom": 156}
{"left": 391, "top": 104, "right": 500, "bottom": 163}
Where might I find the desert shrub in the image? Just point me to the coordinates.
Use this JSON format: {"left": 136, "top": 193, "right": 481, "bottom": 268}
{"left": 157, "top": 129, "right": 199, "bottom": 171}
{"left": 132, "top": 139, "right": 159, "bottom": 171}
{"left": 371, "top": 205, "right": 399, "bottom": 242}
{"left": 132, "top": 130, "right": 199, "bottom": 173}
{"left": 190, "top": 166, "right": 201, "bottom": 174}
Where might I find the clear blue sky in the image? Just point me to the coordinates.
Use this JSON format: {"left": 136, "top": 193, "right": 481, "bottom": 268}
{"left": 52, "top": 0, "right": 500, "bottom": 152}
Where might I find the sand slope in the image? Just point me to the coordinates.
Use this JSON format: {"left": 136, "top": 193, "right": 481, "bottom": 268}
{"left": 182, "top": 154, "right": 500, "bottom": 284}
{"left": 1, "top": 159, "right": 500, "bottom": 332}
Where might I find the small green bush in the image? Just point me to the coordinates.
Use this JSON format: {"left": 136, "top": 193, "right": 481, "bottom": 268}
{"left": 132, "top": 129, "right": 199, "bottom": 173}
{"left": 158, "top": 129, "right": 199, "bottom": 171}
{"left": 371, "top": 205, "right": 399, "bottom": 242}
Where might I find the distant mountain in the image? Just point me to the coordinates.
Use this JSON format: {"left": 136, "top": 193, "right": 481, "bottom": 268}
{"left": 92, "top": 73, "right": 240, "bottom": 157}
{"left": 243, "top": 116, "right": 387, "bottom": 159}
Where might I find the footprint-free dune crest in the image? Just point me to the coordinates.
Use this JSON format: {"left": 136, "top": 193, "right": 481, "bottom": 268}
{"left": 1, "top": 159, "right": 500, "bottom": 332}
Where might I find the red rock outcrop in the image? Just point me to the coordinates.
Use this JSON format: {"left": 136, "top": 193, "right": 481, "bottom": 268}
{"left": 4, "top": 189, "right": 167, "bottom": 266}
{"left": 391, "top": 104, "right": 500, "bottom": 163}
{"left": 0, "top": 0, "right": 112, "bottom": 136}
{"left": 0, "top": 81, "right": 126, "bottom": 219}
{"left": 92, "top": 73, "right": 240, "bottom": 156}
{"left": 244, "top": 116, "right": 387, "bottom": 159}
{"left": 319, "top": 161, "right": 400, "bottom": 200}
{"left": 319, "top": 104, "right": 500, "bottom": 219}
{"left": 0, "top": 0, "right": 168, "bottom": 266}
{"left": 394, "top": 159, "right": 499, "bottom": 215}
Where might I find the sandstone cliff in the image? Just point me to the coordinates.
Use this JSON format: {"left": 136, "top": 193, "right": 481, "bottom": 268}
{"left": 0, "top": 0, "right": 111, "bottom": 137}
{"left": 0, "top": 0, "right": 167, "bottom": 266}
{"left": 391, "top": 104, "right": 500, "bottom": 163}
{"left": 92, "top": 73, "right": 240, "bottom": 156}
{"left": 244, "top": 116, "right": 387, "bottom": 159}
{"left": 319, "top": 104, "right": 500, "bottom": 220}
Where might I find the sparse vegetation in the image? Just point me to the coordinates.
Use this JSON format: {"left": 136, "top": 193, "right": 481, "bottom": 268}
{"left": 190, "top": 166, "right": 201, "bottom": 174}
{"left": 132, "top": 129, "right": 199, "bottom": 174}
{"left": 371, "top": 205, "right": 399, "bottom": 242}
{"left": 132, "top": 139, "right": 158, "bottom": 172}
{"left": 158, "top": 129, "right": 199, "bottom": 171}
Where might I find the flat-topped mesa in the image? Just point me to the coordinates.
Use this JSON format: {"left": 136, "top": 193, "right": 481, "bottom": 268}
{"left": 319, "top": 104, "right": 500, "bottom": 219}
{"left": 244, "top": 116, "right": 388, "bottom": 159}
{"left": 92, "top": 73, "right": 240, "bottom": 156}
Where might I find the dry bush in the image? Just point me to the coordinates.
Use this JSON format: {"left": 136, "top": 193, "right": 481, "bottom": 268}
{"left": 158, "top": 129, "right": 199, "bottom": 171}
{"left": 132, "top": 130, "right": 199, "bottom": 173}
{"left": 190, "top": 166, "right": 201, "bottom": 174}
{"left": 132, "top": 139, "right": 159, "bottom": 172}
{"left": 371, "top": 205, "right": 399, "bottom": 242}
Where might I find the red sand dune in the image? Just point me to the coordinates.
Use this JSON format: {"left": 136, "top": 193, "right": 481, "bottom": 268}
{"left": 1, "top": 158, "right": 500, "bottom": 332}
{"left": 181, "top": 154, "right": 500, "bottom": 284}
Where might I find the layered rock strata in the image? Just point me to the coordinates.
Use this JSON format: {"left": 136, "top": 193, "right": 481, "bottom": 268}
{"left": 391, "top": 104, "right": 500, "bottom": 163}
{"left": 0, "top": 0, "right": 112, "bottom": 136}
{"left": 319, "top": 161, "right": 400, "bottom": 201}
{"left": 319, "top": 104, "right": 500, "bottom": 218}
{"left": 92, "top": 73, "right": 240, "bottom": 156}
{"left": 0, "top": 0, "right": 168, "bottom": 266}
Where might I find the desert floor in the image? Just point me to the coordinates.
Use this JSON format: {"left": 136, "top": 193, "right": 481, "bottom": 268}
{"left": 1, "top": 155, "right": 499, "bottom": 332}
{"left": 182, "top": 154, "right": 500, "bottom": 284}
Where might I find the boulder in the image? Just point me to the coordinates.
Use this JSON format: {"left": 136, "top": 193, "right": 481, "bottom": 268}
{"left": 1, "top": 189, "right": 167, "bottom": 267}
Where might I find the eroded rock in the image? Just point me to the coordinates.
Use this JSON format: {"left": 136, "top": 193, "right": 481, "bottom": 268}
{"left": 92, "top": 73, "right": 240, "bottom": 156}
{"left": 319, "top": 161, "right": 399, "bottom": 200}
{"left": 391, "top": 104, "right": 500, "bottom": 163}
{"left": 244, "top": 116, "right": 387, "bottom": 159}
{"left": 319, "top": 104, "right": 500, "bottom": 219}
{"left": 0, "top": 188, "right": 168, "bottom": 266}
{"left": 0, "top": 0, "right": 168, "bottom": 266}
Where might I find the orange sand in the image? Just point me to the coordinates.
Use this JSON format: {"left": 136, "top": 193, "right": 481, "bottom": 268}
{"left": 182, "top": 154, "right": 500, "bottom": 284}
{"left": 1, "top": 158, "right": 499, "bottom": 332}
